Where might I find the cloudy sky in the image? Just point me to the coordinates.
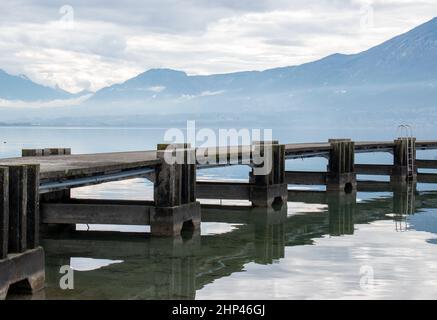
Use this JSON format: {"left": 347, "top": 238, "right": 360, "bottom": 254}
{"left": 0, "top": 0, "right": 436, "bottom": 93}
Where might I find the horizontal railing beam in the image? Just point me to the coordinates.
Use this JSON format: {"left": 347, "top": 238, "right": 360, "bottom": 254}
{"left": 41, "top": 200, "right": 152, "bottom": 225}
{"left": 285, "top": 171, "right": 327, "bottom": 185}
{"left": 355, "top": 164, "right": 393, "bottom": 175}
{"left": 196, "top": 181, "right": 251, "bottom": 200}
{"left": 416, "top": 159, "right": 437, "bottom": 169}
{"left": 39, "top": 167, "right": 155, "bottom": 193}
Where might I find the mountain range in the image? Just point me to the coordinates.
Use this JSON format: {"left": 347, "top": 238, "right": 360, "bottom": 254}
{"left": 0, "top": 17, "right": 437, "bottom": 127}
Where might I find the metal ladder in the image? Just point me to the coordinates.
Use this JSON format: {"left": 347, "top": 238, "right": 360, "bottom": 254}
{"left": 397, "top": 124, "right": 415, "bottom": 180}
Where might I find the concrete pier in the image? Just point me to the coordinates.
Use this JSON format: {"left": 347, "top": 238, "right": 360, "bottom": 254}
{"left": 249, "top": 141, "right": 288, "bottom": 208}
{"left": 326, "top": 139, "right": 356, "bottom": 193}
{"left": 391, "top": 138, "right": 417, "bottom": 184}
{"left": 151, "top": 144, "right": 201, "bottom": 236}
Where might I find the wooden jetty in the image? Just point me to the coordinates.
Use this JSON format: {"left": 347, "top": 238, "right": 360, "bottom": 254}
{"left": 1, "top": 137, "right": 437, "bottom": 298}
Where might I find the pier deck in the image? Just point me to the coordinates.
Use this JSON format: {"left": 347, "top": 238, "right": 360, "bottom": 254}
{"left": 0, "top": 141, "right": 436, "bottom": 187}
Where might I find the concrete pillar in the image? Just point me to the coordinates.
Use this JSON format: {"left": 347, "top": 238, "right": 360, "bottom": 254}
{"left": 0, "top": 167, "right": 8, "bottom": 260}
{"left": 151, "top": 144, "right": 200, "bottom": 236}
{"left": 8, "top": 165, "right": 28, "bottom": 254}
{"left": 249, "top": 141, "right": 288, "bottom": 208}
{"left": 326, "top": 139, "right": 356, "bottom": 193}
{"left": 391, "top": 138, "right": 417, "bottom": 184}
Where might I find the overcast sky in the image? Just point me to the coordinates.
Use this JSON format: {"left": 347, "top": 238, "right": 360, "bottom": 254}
{"left": 0, "top": 0, "right": 436, "bottom": 93}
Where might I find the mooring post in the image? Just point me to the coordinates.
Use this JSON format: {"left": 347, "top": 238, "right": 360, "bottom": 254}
{"left": 151, "top": 144, "right": 200, "bottom": 236}
{"left": 249, "top": 140, "right": 288, "bottom": 208}
{"left": 326, "top": 139, "right": 356, "bottom": 193}
{"left": 391, "top": 138, "right": 417, "bottom": 184}
{"left": 0, "top": 167, "right": 9, "bottom": 260}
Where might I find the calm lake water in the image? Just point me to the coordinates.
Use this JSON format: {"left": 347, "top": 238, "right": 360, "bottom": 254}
{"left": 2, "top": 126, "right": 437, "bottom": 300}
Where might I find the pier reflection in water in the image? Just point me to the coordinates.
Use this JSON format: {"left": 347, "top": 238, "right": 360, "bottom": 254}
{"left": 38, "top": 187, "right": 437, "bottom": 300}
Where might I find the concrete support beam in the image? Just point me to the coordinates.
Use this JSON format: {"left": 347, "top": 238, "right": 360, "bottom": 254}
{"left": 151, "top": 144, "right": 201, "bottom": 236}
{"left": 249, "top": 141, "right": 288, "bottom": 208}
{"left": 417, "top": 173, "right": 437, "bottom": 184}
{"left": 196, "top": 181, "right": 251, "bottom": 200}
{"left": 415, "top": 159, "right": 437, "bottom": 169}
{"left": 355, "top": 164, "right": 393, "bottom": 176}
{"left": 391, "top": 138, "right": 417, "bottom": 184}
{"left": 356, "top": 180, "right": 392, "bottom": 193}
{"left": 287, "top": 190, "right": 327, "bottom": 204}
{"left": 326, "top": 139, "right": 356, "bottom": 193}
{"left": 285, "top": 171, "right": 327, "bottom": 185}
{"left": 41, "top": 201, "right": 152, "bottom": 225}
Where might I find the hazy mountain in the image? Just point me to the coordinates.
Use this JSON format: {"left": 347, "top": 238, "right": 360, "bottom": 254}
{"left": 0, "top": 69, "right": 75, "bottom": 101}
{"left": 1, "top": 18, "right": 437, "bottom": 128}
{"left": 87, "top": 17, "right": 437, "bottom": 104}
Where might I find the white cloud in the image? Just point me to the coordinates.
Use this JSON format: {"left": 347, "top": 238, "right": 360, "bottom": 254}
{"left": 0, "top": 0, "right": 436, "bottom": 92}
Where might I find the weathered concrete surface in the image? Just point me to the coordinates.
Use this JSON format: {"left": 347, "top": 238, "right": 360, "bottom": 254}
{"left": 250, "top": 142, "right": 288, "bottom": 207}
{"left": 41, "top": 200, "right": 153, "bottom": 225}
{"left": 391, "top": 138, "right": 417, "bottom": 184}
{"left": 152, "top": 145, "right": 201, "bottom": 236}
{"left": 0, "top": 150, "right": 161, "bottom": 181}
{"left": 150, "top": 202, "right": 201, "bottom": 237}
{"left": 0, "top": 247, "right": 45, "bottom": 300}
{"left": 0, "top": 140, "right": 435, "bottom": 187}
{"left": 326, "top": 139, "right": 356, "bottom": 193}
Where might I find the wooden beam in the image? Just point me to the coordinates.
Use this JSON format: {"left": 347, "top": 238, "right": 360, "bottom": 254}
{"left": 285, "top": 171, "right": 326, "bottom": 185}
{"left": 417, "top": 173, "right": 437, "bottom": 184}
{"left": 196, "top": 181, "right": 251, "bottom": 200}
{"left": 416, "top": 159, "right": 437, "bottom": 169}
{"left": 355, "top": 164, "right": 393, "bottom": 175}
{"left": 287, "top": 190, "right": 327, "bottom": 204}
{"left": 357, "top": 180, "right": 392, "bottom": 192}
{"left": 41, "top": 202, "right": 151, "bottom": 225}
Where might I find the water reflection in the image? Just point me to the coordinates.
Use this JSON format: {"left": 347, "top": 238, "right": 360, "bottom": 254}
{"left": 39, "top": 189, "right": 437, "bottom": 300}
